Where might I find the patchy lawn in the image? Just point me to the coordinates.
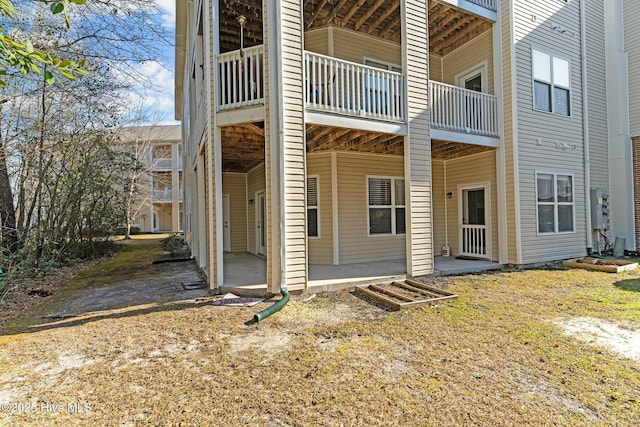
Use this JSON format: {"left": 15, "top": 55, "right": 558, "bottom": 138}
{"left": 1, "top": 244, "right": 639, "bottom": 426}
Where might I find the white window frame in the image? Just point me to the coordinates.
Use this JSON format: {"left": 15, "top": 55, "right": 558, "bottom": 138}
{"left": 531, "top": 48, "right": 571, "bottom": 116}
{"left": 535, "top": 171, "right": 576, "bottom": 235}
{"left": 363, "top": 57, "right": 402, "bottom": 73}
{"left": 307, "top": 175, "right": 320, "bottom": 239}
{"left": 367, "top": 176, "right": 405, "bottom": 237}
{"left": 455, "top": 61, "right": 488, "bottom": 92}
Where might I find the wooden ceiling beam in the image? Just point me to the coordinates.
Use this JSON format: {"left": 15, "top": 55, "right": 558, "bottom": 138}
{"left": 366, "top": 0, "right": 399, "bottom": 34}
{"left": 310, "top": 127, "right": 354, "bottom": 151}
{"left": 354, "top": 0, "right": 387, "bottom": 31}
{"left": 326, "top": 0, "right": 350, "bottom": 24}
{"left": 378, "top": 14, "right": 401, "bottom": 38}
{"left": 306, "top": 0, "right": 329, "bottom": 28}
{"left": 343, "top": 0, "right": 366, "bottom": 26}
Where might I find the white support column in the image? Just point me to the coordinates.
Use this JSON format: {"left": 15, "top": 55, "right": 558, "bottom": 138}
{"left": 171, "top": 142, "right": 180, "bottom": 232}
{"left": 264, "top": 0, "right": 307, "bottom": 293}
{"left": 402, "top": 0, "right": 433, "bottom": 276}
{"left": 605, "top": 0, "right": 635, "bottom": 250}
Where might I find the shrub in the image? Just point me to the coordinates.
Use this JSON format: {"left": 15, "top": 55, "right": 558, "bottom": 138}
{"left": 160, "top": 234, "right": 190, "bottom": 257}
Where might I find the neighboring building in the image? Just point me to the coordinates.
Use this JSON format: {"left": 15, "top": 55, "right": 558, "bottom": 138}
{"left": 122, "top": 125, "right": 184, "bottom": 233}
{"left": 175, "top": 0, "right": 635, "bottom": 293}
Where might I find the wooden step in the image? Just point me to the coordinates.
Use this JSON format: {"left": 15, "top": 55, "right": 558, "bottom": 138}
{"left": 355, "top": 280, "right": 458, "bottom": 311}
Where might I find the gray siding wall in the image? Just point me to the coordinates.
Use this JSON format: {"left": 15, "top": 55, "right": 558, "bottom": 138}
{"left": 624, "top": 0, "right": 640, "bottom": 137}
{"left": 587, "top": 0, "right": 610, "bottom": 190}
{"left": 514, "top": 0, "right": 587, "bottom": 263}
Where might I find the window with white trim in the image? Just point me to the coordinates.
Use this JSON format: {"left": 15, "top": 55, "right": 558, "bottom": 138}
{"left": 307, "top": 175, "right": 319, "bottom": 238}
{"left": 532, "top": 49, "right": 570, "bottom": 116}
{"left": 536, "top": 172, "right": 574, "bottom": 234}
{"left": 368, "top": 177, "right": 405, "bottom": 236}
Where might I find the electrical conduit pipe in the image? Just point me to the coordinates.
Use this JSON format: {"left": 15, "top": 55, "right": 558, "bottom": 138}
{"left": 253, "top": 287, "right": 290, "bottom": 322}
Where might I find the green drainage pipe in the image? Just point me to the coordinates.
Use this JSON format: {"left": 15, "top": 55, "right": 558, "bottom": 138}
{"left": 253, "top": 287, "right": 290, "bottom": 322}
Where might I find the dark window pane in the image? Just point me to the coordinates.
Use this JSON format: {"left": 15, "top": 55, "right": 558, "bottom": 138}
{"left": 534, "top": 81, "right": 551, "bottom": 112}
{"left": 554, "top": 87, "right": 570, "bottom": 116}
{"left": 308, "top": 208, "right": 318, "bottom": 237}
{"left": 558, "top": 205, "right": 574, "bottom": 232}
{"left": 538, "top": 205, "right": 555, "bottom": 233}
{"left": 370, "top": 208, "right": 392, "bottom": 234}
{"left": 369, "top": 178, "right": 391, "bottom": 205}
{"left": 396, "top": 208, "right": 406, "bottom": 234}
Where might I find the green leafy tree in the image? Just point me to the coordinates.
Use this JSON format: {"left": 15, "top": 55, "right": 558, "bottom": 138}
{"left": 0, "top": 0, "right": 88, "bottom": 87}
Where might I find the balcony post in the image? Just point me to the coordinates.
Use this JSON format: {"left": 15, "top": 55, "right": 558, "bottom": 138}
{"left": 171, "top": 142, "right": 181, "bottom": 232}
{"left": 402, "top": 0, "right": 433, "bottom": 276}
{"left": 264, "top": 0, "right": 307, "bottom": 293}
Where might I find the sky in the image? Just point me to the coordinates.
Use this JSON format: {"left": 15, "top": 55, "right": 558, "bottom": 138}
{"left": 128, "top": 1, "right": 178, "bottom": 125}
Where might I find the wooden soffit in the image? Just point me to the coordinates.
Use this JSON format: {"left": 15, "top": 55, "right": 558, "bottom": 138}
{"left": 221, "top": 122, "right": 265, "bottom": 172}
{"left": 217, "top": 1, "right": 492, "bottom": 58}
{"left": 431, "top": 139, "right": 494, "bottom": 160}
{"left": 306, "top": 124, "right": 404, "bottom": 155}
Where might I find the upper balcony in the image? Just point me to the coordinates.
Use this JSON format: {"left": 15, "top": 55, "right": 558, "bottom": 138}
{"left": 205, "top": 0, "right": 499, "bottom": 144}
{"left": 151, "top": 157, "right": 183, "bottom": 171}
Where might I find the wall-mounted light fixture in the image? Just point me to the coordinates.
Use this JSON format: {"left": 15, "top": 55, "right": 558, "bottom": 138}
{"left": 446, "top": 192, "right": 453, "bottom": 199}
{"left": 237, "top": 15, "right": 246, "bottom": 57}
{"left": 249, "top": 197, "right": 254, "bottom": 206}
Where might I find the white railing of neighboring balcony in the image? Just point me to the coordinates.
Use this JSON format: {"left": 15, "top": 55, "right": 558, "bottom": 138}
{"left": 429, "top": 81, "right": 499, "bottom": 137}
{"left": 217, "top": 45, "right": 264, "bottom": 111}
{"left": 304, "top": 51, "right": 405, "bottom": 123}
{"left": 468, "top": 0, "right": 496, "bottom": 11}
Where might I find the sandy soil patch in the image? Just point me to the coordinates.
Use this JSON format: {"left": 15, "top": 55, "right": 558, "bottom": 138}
{"left": 559, "top": 317, "right": 640, "bottom": 363}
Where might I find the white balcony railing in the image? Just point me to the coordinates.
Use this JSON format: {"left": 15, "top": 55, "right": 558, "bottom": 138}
{"left": 304, "top": 51, "right": 405, "bottom": 122}
{"left": 153, "top": 189, "right": 172, "bottom": 201}
{"left": 151, "top": 158, "right": 183, "bottom": 170}
{"left": 468, "top": 0, "right": 497, "bottom": 12}
{"left": 152, "top": 158, "right": 172, "bottom": 170}
{"left": 461, "top": 224, "right": 488, "bottom": 258}
{"left": 217, "top": 45, "right": 264, "bottom": 111}
{"left": 429, "top": 81, "right": 499, "bottom": 137}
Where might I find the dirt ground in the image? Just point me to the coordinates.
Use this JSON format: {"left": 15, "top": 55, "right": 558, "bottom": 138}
{"left": 1, "top": 242, "right": 639, "bottom": 426}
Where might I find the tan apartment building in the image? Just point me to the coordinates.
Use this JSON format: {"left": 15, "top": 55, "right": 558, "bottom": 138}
{"left": 175, "top": 0, "right": 635, "bottom": 294}
{"left": 122, "top": 125, "right": 184, "bottom": 233}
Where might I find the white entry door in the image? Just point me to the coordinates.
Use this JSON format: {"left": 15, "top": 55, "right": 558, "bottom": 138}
{"left": 223, "top": 194, "right": 231, "bottom": 252}
{"left": 256, "top": 192, "right": 266, "bottom": 255}
{"left": 459, "top": 183, "right": 491, "bottom": 259}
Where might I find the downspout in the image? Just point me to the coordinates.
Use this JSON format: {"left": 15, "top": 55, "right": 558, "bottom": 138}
{"left": 580, "top": 0, "right": 593, "bottom": 253}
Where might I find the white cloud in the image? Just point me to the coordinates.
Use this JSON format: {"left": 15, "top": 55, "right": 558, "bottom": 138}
{"left": 122, "top": 60, "right": 177, "bottom": 123}
{"left": 156, "top": 0, "right": 176, "bottom": 28}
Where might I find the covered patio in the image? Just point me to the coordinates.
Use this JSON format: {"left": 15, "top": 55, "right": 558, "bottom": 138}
{"left": 221, "top": 253, "right": 503, "bottom": 295}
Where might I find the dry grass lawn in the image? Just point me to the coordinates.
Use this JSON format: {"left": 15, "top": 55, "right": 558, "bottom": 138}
{"left": 1, "top": 242, "right": 639, "bottom": 426}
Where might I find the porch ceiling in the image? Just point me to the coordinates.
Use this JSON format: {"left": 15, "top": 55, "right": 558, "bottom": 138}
{"left": 218, "top": 0, "right": 491, "bottom": 56}
{"left": 431, "top": 139, "right": 495, "bottom": 160}
{"left": 306, "top": 124, "right": 404, "bottom": 155}
{"left": 222, "top": 123, "right": 265, "bottom": 172}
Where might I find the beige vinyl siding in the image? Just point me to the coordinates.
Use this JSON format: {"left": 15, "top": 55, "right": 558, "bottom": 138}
{"left": 403, "top": 0, "right": 432, "bottom": 275}
{"left": 222, "top": 173, "right": 247, "bottom": 252}
{"left": 280, "top": 0, "right": 307, "bottom": 288}
{"left": 442, "top": 29, "right": 494, "bottom": 93}
{"left": 304, "top": 28, "right": 329, "bottom": 55}
{"left": 331, "top": 27, "right": 401, "bottom": 67}
{"left": 429, "top": 55, "right": 443, "bottom": 82}
{"left": 432, "top": 161, "right": 446, "bottom": 251}
{"left": 624, "top": 0, "right": 640, "bottom": 137}
{"left": 246, "top": 163, "right": 265, "bottom": 255}
{"left": 514, "top": 0, "right": 586, "bottom": 263}
{"left": 337, "top": 152, "right": 405, "bottom": 264}
{"left": 586, "top": 0, "right": 609, "bottom": 189}
{"left": 443, "top": 152, "right": 499, "bottom": 261}
{"left": 501, "top": 0, "right": 519, "bottom": 264}
{"left": 307, "top": 153, "right": 333, "bottom": 264}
